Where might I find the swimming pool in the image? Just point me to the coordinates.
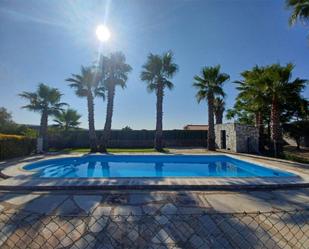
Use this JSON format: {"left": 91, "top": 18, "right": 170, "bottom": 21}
{"left": 23, "top": 155, "right": 294, "bottom": 178}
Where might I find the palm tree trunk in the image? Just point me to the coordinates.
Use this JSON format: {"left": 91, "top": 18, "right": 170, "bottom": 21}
{"left": 256, "top": 111, "right": 264, "bottom": 152}
{"left": 270, "top": 96, "right": 282, "bottom": 157}
{"left": 155, "top": 84, "right": 164, "bottom": 151}
{"left": 207, "top": 93, "right": 216, "bottom": 151}
{"left": 296, "top": 138, "right": 300, "bottom": 150}
{"left": 215, "top": 111, "right": 223, "bottom": 124}
{"left": 39, "top": 110, "right": 48, "bottom": 152}
{"left": 100, "top": 86, "right": 115, "bottom": 152}
{"left": 87, "top": 93, "right": 97, "bottom": 153}
{"left": 267, "top": 119, "right": 271, "bottom": 144}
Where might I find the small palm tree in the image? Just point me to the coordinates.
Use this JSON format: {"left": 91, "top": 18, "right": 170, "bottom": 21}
{"left": 98, "top": 52, "right": 132, "bottom": 152}
{"left": 286, "top": 0, "right": 309, "bottom": 25}
{"left": 193, "top": 65, "right": 229, "bottom": 151}
{"left": 213, "top": 97, "right": 225, "bottom": 124}
{"left": 19, "top": 83, "right": 67, "bottom": 151}
{"left": 264, "top": 63, "right": 307, "bottom": 156}
{"left": 53, "top": 108, "right": 81, "bottom": 131}
{"left": 66, "top": 66, "right": 105, "bottom": 152}
{"left": 140, "top": 51, "right": 178, "bottom": 151}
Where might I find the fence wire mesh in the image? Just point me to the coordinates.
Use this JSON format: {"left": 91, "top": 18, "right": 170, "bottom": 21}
{"left": 0, "top": 208, "right": 308, "bottom": 249}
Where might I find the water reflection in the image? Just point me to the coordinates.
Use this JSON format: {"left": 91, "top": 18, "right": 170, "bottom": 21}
{"left": 155, "top": 162, "right": 163, "bottom": 177}
{"left": 208, "top": 162, "right": 217, "bottom": 176}
{"left": 87, "top": 161, "right": 96, "bottom": 177}
{"left": 100, "top": 161, "right": 110, "bottom": 177}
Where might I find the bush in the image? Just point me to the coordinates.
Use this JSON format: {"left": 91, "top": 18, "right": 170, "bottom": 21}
{"left": 0, "top": 134, "right": 36, "bottom": 160}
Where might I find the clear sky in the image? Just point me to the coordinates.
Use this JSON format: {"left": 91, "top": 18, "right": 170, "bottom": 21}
{"left": 0, "top": 0, "right": 308, "bottom": 130}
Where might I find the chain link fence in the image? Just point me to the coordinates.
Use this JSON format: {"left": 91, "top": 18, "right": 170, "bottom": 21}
{"left": 0, "top": 208, "right": 308, "bottom": 249}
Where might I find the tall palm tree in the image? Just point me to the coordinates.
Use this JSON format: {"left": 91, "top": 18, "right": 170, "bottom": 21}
{"left": 53, "top": 108, "right": 81, "bottom": 131}
{"left": 213, "top": 97, "right": 225, "bottom": 124}
{"left": 19, "top": 83, "right": 67, "bottom": 151}
{"left": 66, "top": 66, "right": 105, "bottom": 152}
{"left": 193, "top": 66, "right": 230, "bottom": 151}
{"left": 263, "top": 63, "right": 307, "bottom": 156}
{"left": 140, "top": 51, "right": 178, "bottom": 151}
{"left": 234, "top": 66, "right": 269, "bottom": 152}
{"left": 98, "top": 52, "right": 132, "bottom": 152}
{"left": 286, "top": 0, "right": 309, "bottom": 25}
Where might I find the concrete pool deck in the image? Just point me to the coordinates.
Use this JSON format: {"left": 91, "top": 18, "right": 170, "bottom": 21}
{"left": 0, "top": 151, "right": 309, "bottom": 190}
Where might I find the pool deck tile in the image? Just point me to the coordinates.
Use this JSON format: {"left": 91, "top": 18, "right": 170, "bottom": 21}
{"left": 73, "top": 195, "right": 102, "bottom": 213}
{"left": 206, "top": 193, "right": 273, "bottom": 213}
{"left": 0, "top": 193, "right": 39, "bottom": 206}
{"left": 0, "top": 189, "right": 309, "bottom": 216}
{"left": 21, "top": 194, "right": 67, "bottom": 214}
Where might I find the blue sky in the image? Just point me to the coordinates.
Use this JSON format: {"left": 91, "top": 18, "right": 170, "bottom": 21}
{"left": 0, "top": 0, "right": 308, "bottom": 130}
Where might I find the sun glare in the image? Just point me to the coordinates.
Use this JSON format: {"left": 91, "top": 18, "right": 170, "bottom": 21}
{"left": 96, "top": 25, "right": 111, "bottom": 42}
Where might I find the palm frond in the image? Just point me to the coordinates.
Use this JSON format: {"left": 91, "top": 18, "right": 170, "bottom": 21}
{"left": 193, "top": 65, "right": 229, "bottom": 103}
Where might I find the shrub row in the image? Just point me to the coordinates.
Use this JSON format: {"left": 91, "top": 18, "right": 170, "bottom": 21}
{"left": 0, "top": 134, "right": 36, "bottom": 160}
{"left": 48, "top": 130, "right": 207, "bottom": 149}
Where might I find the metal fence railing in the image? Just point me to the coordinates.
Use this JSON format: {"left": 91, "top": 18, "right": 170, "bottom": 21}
{"left": 0, "top": 208, "right": 308, "bottom": 249}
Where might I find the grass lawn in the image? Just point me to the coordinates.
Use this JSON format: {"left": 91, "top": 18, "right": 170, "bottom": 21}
{"left": 49, "top": 148, "right": 169, "bottom": 153}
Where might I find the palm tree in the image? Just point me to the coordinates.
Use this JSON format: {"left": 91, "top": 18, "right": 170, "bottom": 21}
{"left": 263, "top": 63, "right": 307, "bottom": 156}
{"left": 234, "top": 66, "right": 269, "bottom": 152}
{"left": 66, "top": 66, "right": 105, "bottom": 152}
{"left": 98, "top": 52, "right": 132, "bottom": 152}
{"left": 53, "top": 108, "right": 81, "bottom": 131}
{"left": 140, "top": 51, "right": 178, "bottom": 151}
{"left": 193, "top": 65, "right": 230, "bottom": 151}
{"left": 19, "top": 83, "right": 67, "bottom": 151}
{"left": 213, "top": 97, "right": 225, "bottom": 124}
{"left": 286, "top": 0, "right": 309, "bottom": 25}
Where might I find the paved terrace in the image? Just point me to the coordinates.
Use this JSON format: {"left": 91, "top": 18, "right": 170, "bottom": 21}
{"left": 0, "top": 189, "right": 308, "bottom": 248}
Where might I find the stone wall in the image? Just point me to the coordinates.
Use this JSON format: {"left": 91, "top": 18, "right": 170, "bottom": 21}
{"left": 235, "top": 124, "right": 259, "bottom": 153}
{"left": 215, "top": 123, "right": 237, "bottom": 151}
{"left": 215, "top": 123, "right": 259, "bottom": 153}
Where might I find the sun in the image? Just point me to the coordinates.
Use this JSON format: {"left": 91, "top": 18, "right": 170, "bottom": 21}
{"left": 96, "top": 25, "right": 111, "bottom": 42}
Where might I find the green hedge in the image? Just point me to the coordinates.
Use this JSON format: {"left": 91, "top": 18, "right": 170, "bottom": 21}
{"left": 0, "top": 134, "right": 36, "bottom": 160}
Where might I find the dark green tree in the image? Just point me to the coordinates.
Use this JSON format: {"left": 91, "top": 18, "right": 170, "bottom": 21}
{"left": 98, "top": 52, "right": 132, "bottom": 152}
{"left": 283, "top": 120, "right": 309, "bottom": 149}
{"left": 233, "top": 66, "right": 270, "bottom": 151}
{"left": 193, "top": 65, "right": 230, "bottom": 151}
{"left": 286, "top": 0, "right": 309, "bottom": 42}
{"left": 214, "top": 97, "right": 225, "bottom": 124}
{"left": 53, "top": 108, "right": 81, "bottom": 131}
{"left": 19, "top": 83, "right": 67, "bottom": 151}
{"left": 140, "top": 51, "right": 178, "bottom": 151}
{"left": 66, "top": 66, "right": 105, "bottom": 152}
{"left": 264, "top": 63, "right": 307, "bottom": 156}
{"left": 0, "top": 107, "right": 16, "bottom": 133}
{"left": 286, "top": 0, "right": 309, "bottom": 25}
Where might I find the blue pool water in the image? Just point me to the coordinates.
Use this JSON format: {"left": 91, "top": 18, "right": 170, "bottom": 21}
{"left": 23, "top": 155, "right": 294, "bottom": 178}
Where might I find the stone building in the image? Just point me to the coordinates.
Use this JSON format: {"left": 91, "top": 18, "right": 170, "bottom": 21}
{"left": 215, "top": 123, "right": 259, "bottom": 153}
{"left": 183, "top": 124, "right": 208, "bottom": 131}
